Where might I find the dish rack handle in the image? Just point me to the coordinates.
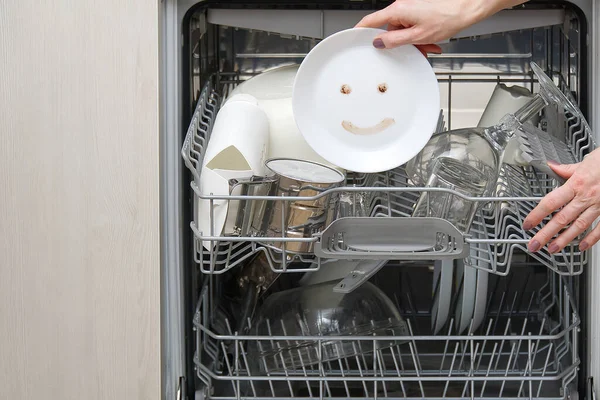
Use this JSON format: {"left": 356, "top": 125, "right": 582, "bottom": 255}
{"left": 315, "top": 217, "right": 470, "bottom": 260}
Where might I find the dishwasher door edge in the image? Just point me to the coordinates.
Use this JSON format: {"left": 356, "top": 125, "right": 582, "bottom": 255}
{"left": 161, "top": 0, "right": 202, "bottom": 399}
{"left": 588, "top": 0, "right": 599, "bottom": 396}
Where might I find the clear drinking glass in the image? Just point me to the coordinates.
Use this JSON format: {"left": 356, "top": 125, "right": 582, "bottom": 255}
{"left": 410, "top": 62, "right": 569, "bottom": 233}
{"left": 412, "top": 140, "right": 498, "bottom": 232}
{"left": 335, "top": 191, "right": 369, "bottom": 218}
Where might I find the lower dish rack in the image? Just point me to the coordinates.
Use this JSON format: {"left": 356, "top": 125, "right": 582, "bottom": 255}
{"left": 193, "top": 268, "right": 580, "bottom": 400}
{"left": 181, "top": 73, "right": 592, "bottom": 278}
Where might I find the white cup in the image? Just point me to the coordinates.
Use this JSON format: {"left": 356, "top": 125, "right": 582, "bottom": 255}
{"left": 198, "top": 94, "right": 269, "bottom": 249}
{"left": 478, "top": 83, "right": 540, "bottom": 128}
{"left": 478, "top": 83, "right": 541, "bottom": 167}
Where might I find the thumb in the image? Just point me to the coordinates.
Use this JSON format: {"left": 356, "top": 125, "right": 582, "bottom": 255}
{"left": 548, "top": 160, "right": 580, "bottom": 179}
{"left": 374, "top": 27, "right": 418, "bottom": 49}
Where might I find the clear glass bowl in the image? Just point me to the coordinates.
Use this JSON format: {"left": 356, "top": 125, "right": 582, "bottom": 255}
{"left": 246, "top": 281, "right": 408, "bottom": 373}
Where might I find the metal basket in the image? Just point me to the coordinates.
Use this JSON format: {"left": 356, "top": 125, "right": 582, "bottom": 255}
{"left": 193, "top": 268, "right": 580, "bottom": 400}
{"left": 181, "top": 72, "right": 592, "bottom": 277}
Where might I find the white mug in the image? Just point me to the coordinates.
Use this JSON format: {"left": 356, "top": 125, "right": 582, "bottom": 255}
{"left": 198, "top": 94, "right": 269, "bottom": 249}
{"left": 478, "top": 83, "right": 540, "bottom": 128}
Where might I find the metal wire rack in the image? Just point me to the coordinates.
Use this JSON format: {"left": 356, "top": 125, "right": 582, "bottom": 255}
{"left": 193, "top": 268, "right": 580, "bottom": 400}
{"left": 181, "top": 72, "right": 591, "bottom": 278}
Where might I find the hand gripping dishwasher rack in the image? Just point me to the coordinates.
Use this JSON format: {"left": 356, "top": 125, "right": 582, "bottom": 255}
{"left": 181, "top": 67, "right": 591, "bottom": 399}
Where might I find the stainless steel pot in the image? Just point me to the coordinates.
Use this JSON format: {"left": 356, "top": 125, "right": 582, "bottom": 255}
{"left": 252, "top": 158, "right": 346, "bottom": 254}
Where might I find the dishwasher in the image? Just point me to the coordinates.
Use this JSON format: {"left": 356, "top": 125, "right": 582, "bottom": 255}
{"left": 161, "top": 1, "right": 597, "bottom": 399}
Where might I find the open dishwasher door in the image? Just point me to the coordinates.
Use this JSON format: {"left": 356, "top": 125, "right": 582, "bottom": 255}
{"left": 161, "top": 1, "right": 598, "bottom": 399}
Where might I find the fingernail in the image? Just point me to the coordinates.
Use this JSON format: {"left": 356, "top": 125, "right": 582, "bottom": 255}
{"left": 580, "top": 241, "right": 589, "bottom": 251}
{"left": 523, "top": 222, "right": 532, "bottom": 231}
{"left": 528, "top": 240, "right": 541, "bottom": 252}
{"left": 548, "top": 242, "right": 559, "bottom": 253}
{"left": 547, "top": 160, "right": 559, "bottom": 166}
{"left": 373, "top": 38, "right": 385, "bottom": 49}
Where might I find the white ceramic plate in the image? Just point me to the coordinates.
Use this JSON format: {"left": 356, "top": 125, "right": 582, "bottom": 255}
{"left": 432, "top": 259, "right": 453, "bottom": 335}
{"left": 228, "top": 64, "right": 299, "bottom": 101}
{"left": 472, "top": 268, "right": 489, "bottom": 332}
{"left": 454, "top": 259, "right": 477, "bottom": 334}
{"left": 469, "top": 233, "right": 489, "bottom": 332}
{"left": 292, "top": 28, "right": 440, "bottom": 173}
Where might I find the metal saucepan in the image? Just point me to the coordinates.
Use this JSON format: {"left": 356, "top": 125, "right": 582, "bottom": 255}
{"left": 247, "top": 158, "right": 346, "bottom": 254}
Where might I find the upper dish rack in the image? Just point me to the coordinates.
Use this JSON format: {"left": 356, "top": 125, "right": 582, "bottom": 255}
{"left": 181, "top": 71, "right": 592, "bottom": 277}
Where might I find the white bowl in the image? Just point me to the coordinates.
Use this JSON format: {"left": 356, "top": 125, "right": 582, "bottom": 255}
{"left": 228, "top": 65, "right": 341, "bottom": 170}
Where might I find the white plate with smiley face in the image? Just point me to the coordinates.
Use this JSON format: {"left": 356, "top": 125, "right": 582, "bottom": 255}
{"left": 292, "top": 28, "right": 440, "bottom": 173}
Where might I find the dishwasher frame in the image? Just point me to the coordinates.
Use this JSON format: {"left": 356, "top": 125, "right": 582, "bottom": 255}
{"left": 159, "top": 1, "right": 597, "bottom": 399}
{"left": 185, "top": 75, "right": 582, "bottom": 400}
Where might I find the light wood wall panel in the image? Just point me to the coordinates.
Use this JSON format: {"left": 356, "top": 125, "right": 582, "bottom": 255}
{"left": 0, "top": 1, "right": 161, "bottom": 399}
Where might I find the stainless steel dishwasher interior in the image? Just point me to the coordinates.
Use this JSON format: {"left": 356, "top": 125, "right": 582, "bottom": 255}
{"left": 181, "top": 7, "right": 590, "bottom": 400}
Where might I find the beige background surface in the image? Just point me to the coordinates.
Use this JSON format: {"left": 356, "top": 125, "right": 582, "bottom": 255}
{"left": 0, "top": 1, "right": 161, "bottom": 399}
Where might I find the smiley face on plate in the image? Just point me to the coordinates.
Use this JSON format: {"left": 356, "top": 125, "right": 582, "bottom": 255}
{"left": 338, "top": 82, "right": 396, "bottom": 135}
{"left": 309, "top": 46, "right": 421, "bottom": 149}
